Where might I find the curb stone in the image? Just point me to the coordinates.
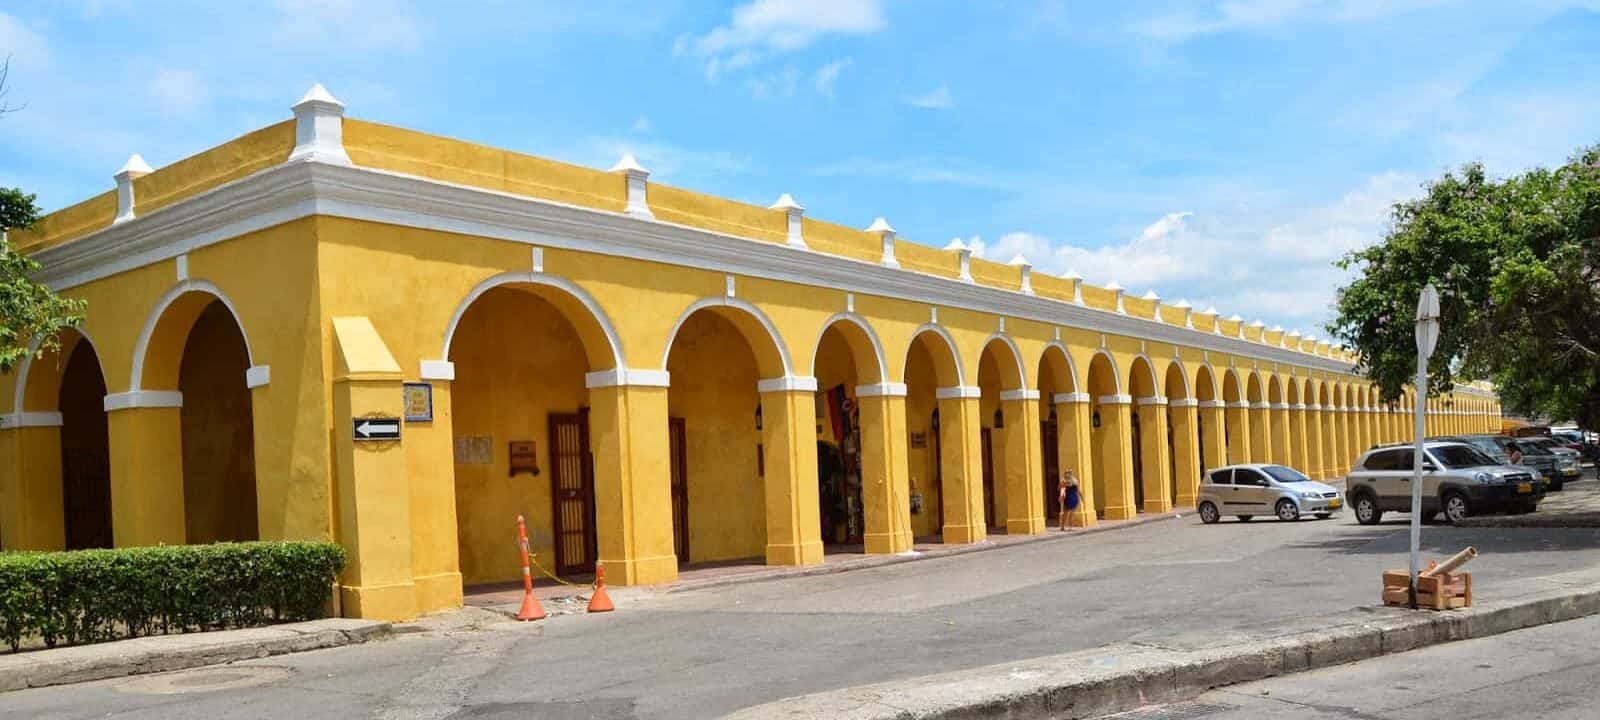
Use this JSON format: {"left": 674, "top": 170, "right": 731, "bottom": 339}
{"left": 0, "top": 618, "right": 391, "bottom": 693}
{"left": 724, "top": 575, "right": 1600, "bottom": 719}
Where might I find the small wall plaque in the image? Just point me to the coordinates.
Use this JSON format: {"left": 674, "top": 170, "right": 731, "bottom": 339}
{"left": 453, "top": 436, "right": 492, "bottom": 465}
{"left": 402, "top": 383, "right": 433, "bottom": 422}
{"left": 509, "top": 440, "right": 540, "bottom": 477}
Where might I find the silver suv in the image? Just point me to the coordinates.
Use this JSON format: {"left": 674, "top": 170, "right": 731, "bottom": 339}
{"left": 1346, "top": 441, "right": 1543, "bottom": 525}
{"left": 1196, "top": 464, "right": 1344, "bottom": 524}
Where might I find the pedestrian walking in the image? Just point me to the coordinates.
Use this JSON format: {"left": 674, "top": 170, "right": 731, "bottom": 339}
{"left": 1509, "top": 444, "right": 1524, "bottom": 466}
{"left": 1059, "top": 469, "right": 1082, "bottom": 530}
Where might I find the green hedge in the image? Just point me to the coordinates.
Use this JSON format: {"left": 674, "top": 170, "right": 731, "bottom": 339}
{"left": 0, "top": 541, "right": 345, "bottom": 652}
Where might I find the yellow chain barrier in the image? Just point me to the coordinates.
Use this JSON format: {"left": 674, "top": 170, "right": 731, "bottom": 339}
{"left": 523, "top": 548, "right": 591, "bottom": 590}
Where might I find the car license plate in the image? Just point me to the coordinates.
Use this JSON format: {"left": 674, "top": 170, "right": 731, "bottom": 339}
{"left": 1518, "top": 483, "right": 1532, "bottom": 494}
{"left": 1328, "top": 498, "right": 1342, "bottom": 509}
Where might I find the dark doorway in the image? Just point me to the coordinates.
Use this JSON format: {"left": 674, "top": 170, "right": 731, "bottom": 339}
{"left": 980, "top": 427, "right": 997, "bottom": 529}
{"left": 931, "top": 409, "right": 944, "bottom": 532}
{"left": 1131, "top": 411, "right": 1146, "bottom": 511}
{"left": 548, "top": 410, "right": 596, "bottom": 575}
{"left": 1040, "top": 415, "right": 1061, "bottom": 519}
{"left": 668, "top": 417, "right": 689, "bottom": 563}
{"left": 1168, "top": 415, "right": 1178, "bottom": 505}
{"left": 59, "top": 341, "right": 111, "bottom": 550}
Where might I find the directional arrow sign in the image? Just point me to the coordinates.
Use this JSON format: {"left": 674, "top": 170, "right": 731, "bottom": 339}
{"left": 353, "top": 418, "right": 401, "bottom": 441}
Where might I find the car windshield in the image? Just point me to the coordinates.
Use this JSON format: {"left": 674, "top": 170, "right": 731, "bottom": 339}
{"left": 1463, "top": 438, "right": 1504, "bottom": 455}
{"left": 1262, "top": 466, "right": 1311, "bottom": 483}
{"left": 1430, "top": 445, "right": 1497, "bottom": 469}
{"left": 1555, "top": 432, "right": 1582, "bottom": 442}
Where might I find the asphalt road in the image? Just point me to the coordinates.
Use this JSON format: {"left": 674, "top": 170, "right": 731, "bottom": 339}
{"left": 4, "top": 507, "right": 1600, "bottom": 719}
{"left": 1114, "top": 612, "right": 1600, "bottom": 719}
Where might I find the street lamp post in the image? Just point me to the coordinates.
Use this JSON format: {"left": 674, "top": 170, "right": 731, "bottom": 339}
{"left": 1410, "top": 283, "right": 1441, "bottom": 609}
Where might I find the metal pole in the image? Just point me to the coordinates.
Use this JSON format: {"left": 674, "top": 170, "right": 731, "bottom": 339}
{"left": 1409, "top": 361, "right": 1427, "bottom": 609}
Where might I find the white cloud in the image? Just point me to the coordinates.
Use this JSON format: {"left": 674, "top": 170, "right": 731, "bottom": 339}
{"left": 149, "top": 68, "right": 208, "bottom": 117}
{"left": 902, "top": 85, "right": 953, "bottom": 109}
{"left": 677, "top": 0, "right": 884, "bottom": 81}
{"left": 813, "top": 58, "right": 850, "bottom": 98}
{"left": 0, "top": 12, "right": 50, "bottom": 70}
{"left": 990, "top": 172, "right": 1423, "bottom": 329}
{"left": 809, "top": 156, "right": 1013, "bottom": 189}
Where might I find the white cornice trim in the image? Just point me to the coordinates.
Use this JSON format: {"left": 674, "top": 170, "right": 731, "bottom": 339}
{"left": 584, "top": 368, "right": 671, "bottom": 388}
{"left": 936, "top": 386, "right": 982, "bottom": 400}
{"left": 1249, "top": 402, "right": 1271, "bottom": 410}
{"left": 1291, "top": 403, "right": 1307, "bottom": 410}
{"left": 104, "top": 390, "right": 183, "bottom": 412}
{"left": 1169, "top": 398, "right": 1198, "bottom": 408}
{"left": 1308, "top": 404, "right": 1323, "bottom": 411}
{"left": 1053, "top": 392, "right": 1091, "bottom": 404}
{"left": 1226, "top": 401, "right": 1250, "bottom": 409}
{"left": 1099, "top": 394, "right": 1133, "bottom": 405}
{"left": 245, "top": 365, "right": 271, "bottom": 389}
{"left": 758, "top": 375, "right": 818, "bottom": 393}
{"left": 1270, "top": 403, "right": 1290, "bottom": 410}
{"left": 855, "top": 382, "right": 908, "bottom": 398}
{"left": 1135, "top": 395, "right": 1167, "bottom": 406}
{"left": 999, "top": 389, "right": 1040, "bottom": 401}
{"left": 31, "top": 160, "right": 1369, "bottom": 380}
{"left": 0, "top": 411, "right": 64, "bottom": 429}
{"left": 1198, "top": 400, "right": 1224, "bottom": 409}
{"left": 420, "top": 360, "right": 456, "bottom": 381}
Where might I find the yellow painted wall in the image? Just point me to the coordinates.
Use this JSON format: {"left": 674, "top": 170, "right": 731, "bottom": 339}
{"left": 666, "top": 311, "right": 766, "bottom": 563}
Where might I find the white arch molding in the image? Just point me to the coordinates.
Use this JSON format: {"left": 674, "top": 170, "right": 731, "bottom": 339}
{"left": 1194, "top": 362, "right": 1220, "bottom": 400}
{"left": 660, "top": 296, "right": 794, "bottom": 376}
{"left": 980, "top": 332, "right": 1029, "bottom": 390}
{"left": 1127, "top": 352, "right": 1163, "bottom": 396}
{"left": 1087, "top": 348, "right": 1123, "bottom": 394}
{"left": 1039, "top": 340, "right": 1081, "bottom": 393}
{"left": 129, "top": 279, "right": 256, "bottom": 393}
{"left": 436, "top": 271, "right": 626, "bottom": 372}
{"left": 1163, "top": 357, "right": 1193, "bottom": 398}
{"left": 906, "top": 323, "right": 967, "bottom": 387}
{"left": 809, "top": 312, "right": 888, "bottom": 384}
{"left": 7, "top": 327, "right": 102, "bottom": 424}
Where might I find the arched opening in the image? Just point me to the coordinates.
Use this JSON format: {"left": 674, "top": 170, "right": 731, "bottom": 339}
{"left": 59, "top": 335, "right": 112, "bottom": 550}
{"left": 905, "top": 328, "right": 965, "bottom": 540}
{"left": 664, "top": 304, "right": 786, "bottom": 564}
{"left": 1246, "top": 372, "right": 1269, "bottom": 465}
{"left": 1222, "top": 369, "right": 1247, "bottom": 465}
{"left": 446, "top": 283, "right": 617, "bottom": 583}
{"left": 173, "top": 300, "right": 258, "bottom": 544}
{"left": 1195, "top": 365, "right": 1220, "bottom": 475}
{"left": 812, "top": 317, "right": 886, "bottom": 550}
{"left": 1086, "top": 352, "right": 1130, "bottom": 519}
{"left": 1038, "top": 345, "right": 1079, "bottom": 524}
{"left": 1128, "top": 356, "right": 1161, "bottom": 513}
{"left": 977, "top": 337, "right": 1026, "bottom": 533}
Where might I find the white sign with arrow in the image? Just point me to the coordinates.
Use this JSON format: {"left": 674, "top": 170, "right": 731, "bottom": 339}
{"left": 353, "top": 418, "right": 402, "bottom": 441}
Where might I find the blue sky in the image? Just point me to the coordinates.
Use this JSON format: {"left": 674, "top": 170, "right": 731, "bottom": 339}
{"left": 4, "top": 1, "right": 1600, "bottom": 334}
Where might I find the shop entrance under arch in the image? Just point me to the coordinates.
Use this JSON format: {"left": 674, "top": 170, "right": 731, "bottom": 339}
{"left": 59, "top": 336, "right": 111, "bottom": 550}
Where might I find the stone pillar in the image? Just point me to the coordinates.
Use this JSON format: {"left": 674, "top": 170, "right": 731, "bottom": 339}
{"left": 1097, "top": 395, "right": 1137, "bottom": 520}
{"left": 0, "top": 419, "right": 66, "bottom": 550}
{"left": 104, "top": 393, "right": 187, "bottom": 547}
{"left": 1054, "top": 394, "right": 1097, "bottom": 527}
{"left": 1136, "top": 397, "right": 1172, "bottom": 513}
{"left": 1001, "top": 390, "right": 1046, "bottom": 535}
{"left": 330, "top": 317, "right": 415, "bottom": 621}
{"left": 1306, "top": 404, "right": 1326, "bottom": 479}
{"left": 401, "top": 364, "right": 464, "bottom": 615}
{"left": 1270, "top": 403, "right": 1291, "bottom": 465}
{"left": 1320, "top": 405, "right": 1339, "bottom": 479}
{"left": 1170, "top": 399, "right": 1201, "bottom": 507}
{"left": 1225, "top": 401, "right": 1252, "bottom": 466}
{"left": 588, "top": 372, "right": 679, "bottom": 584}
{"left": 1198, "top": 401, "right": 1226, "bottom": 475}
{"left": 855, "top": 383, "right": 913, "bottom": 554}
{"left": 758, "top": 377, "right": 829, "bottom": 563}
{"left": 936, "top": 387, "right": 986, "bottom": 544}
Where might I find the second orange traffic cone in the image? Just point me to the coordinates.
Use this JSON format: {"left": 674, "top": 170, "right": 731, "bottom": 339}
{"left": 587, "top": 564, "right": 614, "bottom": 613}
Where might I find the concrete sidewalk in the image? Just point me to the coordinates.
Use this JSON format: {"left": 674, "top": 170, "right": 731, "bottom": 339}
{"left": 1459, "top": 477, "right": 1600, "bottom": 528}
{"left": 728, "top": 565, "right": 1600, "bottom": 719}
{"left": 0, "top": 618, "right": 390, "bottom": 693}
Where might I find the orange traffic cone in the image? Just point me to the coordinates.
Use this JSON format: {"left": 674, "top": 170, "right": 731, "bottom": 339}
{"left": 515, "top": 515, "right": 546, "bottom": 621}
{"left": 587, "top": 564, "right": 614, "bottom": 613}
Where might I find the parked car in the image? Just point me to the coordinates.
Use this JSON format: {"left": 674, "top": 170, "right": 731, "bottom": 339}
{"left": 1196, "top": 464, "right": 1343, "bottom": 524}
{"left": 1547, "top": 430, "right": 1600, "bottom": 463}
{"left": 1346, "top": 441, "right": 1543, "bottom": 525}
{"left": 1520, "top": 435, "right": 1582, "bottom": 465}
{"left": 1444, "top": 434, "right": 1575, "bottom": 491}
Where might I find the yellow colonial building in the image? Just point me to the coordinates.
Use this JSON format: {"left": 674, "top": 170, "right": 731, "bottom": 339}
{"left": 0, "top": 86, "right": 1502, "bottom": 620}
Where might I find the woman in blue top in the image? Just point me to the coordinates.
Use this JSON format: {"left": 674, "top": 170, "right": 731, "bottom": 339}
{"left": 1059, "top": 469, "right": 1082, "bottom": 530}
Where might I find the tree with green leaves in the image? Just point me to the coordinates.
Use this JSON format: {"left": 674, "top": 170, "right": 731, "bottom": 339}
{"left": 1330, "top": 145, "right": 1600, "bottom": 426}
{"left": 1, "top": 56, "right": 87, "bottom": 373}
